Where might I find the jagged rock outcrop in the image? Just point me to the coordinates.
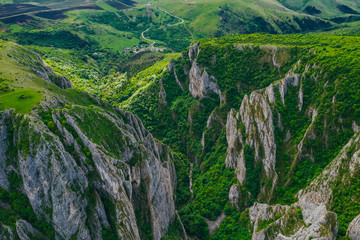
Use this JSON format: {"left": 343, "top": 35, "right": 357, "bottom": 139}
{"left": 228, "top": 184, "right": 241, "bottom": 209}
{"left": 0, "top": 224, "right": 13, "bottom": 240}
{"left": 188, "top": 43, "right": 200, "bottom": 62}
{"left": 297, "top": 131, "right": 360, "bottom": 207}
{"left": 16, "top": 220, "right": 36, "bottom": 240}
{"left": 347, "top": 214, "right": 360, "bottom": 240}
{"left": 186, "top": 43, "right": 223, "bottom": 102}
{"left": 189, "top": 61, "right": 221, "bottom": 101}
{"left": 250, "top": 130, "right": 360, "bottom": 239}
{"left": 225, "top": 73, "right": 308, "bottom": 201}
{"left": 0, "top": 40, "right": 177, "bottom": 240}
{"left": 250, "top": 197, "right": 337, "bottom": 240}
{"left": 1, "top": 97, "right": 177, "bottom": 240}
{"left": 225, "top": 109, "right": 246, "bottom": 185}
{"left": 169, "top": 59, "right": 184, "bottom": 91}
{"left": 159, "top": 79, "right": 168, "bottom": 106}
{"left": 0, "top": 110, "right": 11, "bottom": 191}
{"left": 240, "top": 92, "right": 277, "bottom": 181}
{"left": 202, "top": 108, "right": 226, "bottom": 151}
{"left": 249, "top": 202, "right": 291, "bottom": 234}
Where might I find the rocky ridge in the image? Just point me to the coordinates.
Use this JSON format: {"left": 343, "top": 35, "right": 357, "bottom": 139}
{"left": 0, "top": 44, "right": 177, "bottom": 240}
{"left": 170, "top": 42, "right": 360, "bottom": 239}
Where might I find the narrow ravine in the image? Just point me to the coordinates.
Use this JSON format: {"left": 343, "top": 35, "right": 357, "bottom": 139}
{"left": 205, "top": 212, "right": 227, "bottom": 235}
{"left": 176, "top": 211, "right": 188, "bottom": 240}
{"left": 189, "top": 163, "right": 194, "bottom": 199}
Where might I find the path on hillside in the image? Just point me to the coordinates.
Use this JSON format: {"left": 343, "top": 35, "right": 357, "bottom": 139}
{"left": 140, "top": 2, "right": 193, "bottom": 51}
{"left": 153, "top": 5, "right": 184, "bottom": 26}
{"left": 141, "top": 28, "right": 155, "bottom": 48}
{"left": 152, "top": 4, "right": 193, "bottom": 37}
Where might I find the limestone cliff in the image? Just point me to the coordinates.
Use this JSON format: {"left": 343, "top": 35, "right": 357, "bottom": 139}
{"left": 0, "top": 42, "right": 177, "bottom": 240}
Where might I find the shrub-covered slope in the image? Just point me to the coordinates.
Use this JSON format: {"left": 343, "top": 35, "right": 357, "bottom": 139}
{"left": 118, "top": 34, "right": 360, "bottom": 239}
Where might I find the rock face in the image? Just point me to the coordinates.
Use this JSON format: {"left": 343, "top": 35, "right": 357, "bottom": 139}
{"left": 249, "top": 201, "right": 337, "bottom": 240}
{"left": 187, "top": 44, "right": 222, "bottom": 102}
{"left": 225, "top": 109, "right": 246, "bottom": 185}
{"left": 189, "top": 61, "right": 221, "bottom": 100}
{"left": 169, "top": 59, "right": 184, "bottom": 91}
{"left": 239, "top": 91, "right": 278, "bottom": 194}
{"left": 204, "top": 212, "right": 227, "bottom": 235}
{"left": 0, "top": 110, "right": 11, "bottom": 191}
{"left": 228, "top": 184, "right": 241, "bottom": 209}
{"left": 249, "top": 196, "right": 337, "bottom": 240}
{"left": 0, "top": 96, "right": 176, "bottom": 240}
{"left": 0, "top": 224, "right": 13, "bottom": 240}
{"left": 16, "top": 220, "right": 36, "bottom": 240}
{"left": 347, "top": 214, "right": 360, "bottom": 240}
{"left": 224, "top": 74, "right": 302, "bottom": 202}
{"left": 297, "top": 131, "right": 360, "bottom": 207}
{"left": 250, "top": 130, "right": 360, "bottom": 239}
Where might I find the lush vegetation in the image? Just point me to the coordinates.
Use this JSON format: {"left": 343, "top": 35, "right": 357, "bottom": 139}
{"left": 117, "top": 34, "right": 360, "bottom": 238}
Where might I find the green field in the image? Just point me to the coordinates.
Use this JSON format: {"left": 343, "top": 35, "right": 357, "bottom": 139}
{"left": 95, "top": 1, "right": 118, "bottom": 12}
{"left": 0, "top": 89, "right": 42, "bottom": 114}
{"left": 0, "top": 0, "right": 13, "bottom": 5}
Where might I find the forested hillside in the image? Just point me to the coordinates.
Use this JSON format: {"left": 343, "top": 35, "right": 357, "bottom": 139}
{"left": 117, "top": 34, "right": 360, "bottom": 239}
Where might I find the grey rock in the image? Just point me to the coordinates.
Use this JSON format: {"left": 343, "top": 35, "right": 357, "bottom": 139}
{"left": 16, "top": 220, "right": 36, "bottom": 240}
{"left": 189, "top": 43, "right": 200, "bottom": 61}
{"left": 297, "top": 131, "right": 360, "bottom": 207}
{"left": 229, "top": 184, "right": 240, "bottom": 209}
{"left": 347, "top": 214, "right": 360, "bottom": 240}
{"left": 159, "top": 79, "right": 168, "bottom": 106}
{"left": 225, "top": 109, "right": 246, "bottom": 185}
{"left": 19, "top": 47, "right": 73, "bottom": 89}
{"left": 250, "top": 200, "right": 337, "bottom": 240}
{"left": 1, "top": 99, "right": 177, "bottom": 240}
{"left": 0, "top": 110, "right": 11, "bottom": 190}
{"left": 205, "top": 212, "right": 226, "bottom": 236}
{"left": 189, "top": 61, "right": 221, "bottom": 101}
{"left": 0, "top": 224, "right": 13, "bottom": 240}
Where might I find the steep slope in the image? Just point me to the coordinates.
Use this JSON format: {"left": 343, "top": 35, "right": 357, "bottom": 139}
{"left": 0, "top": 40, "right": 178, "bottom": 240}
{"left": 249, "top": 126, "right": 360, "bottom": 239}
{"left": 117, "top": 34, "right": 360, "bottom": 239}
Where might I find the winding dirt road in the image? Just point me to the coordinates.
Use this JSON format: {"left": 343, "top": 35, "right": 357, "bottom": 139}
{"left": 140, "top": 2, "right": 193, "bottom": 50}
{"left": 141, "top": 28, "right": 156, "bottom": 48}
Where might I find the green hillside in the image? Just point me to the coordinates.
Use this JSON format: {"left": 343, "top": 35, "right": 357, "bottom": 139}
{"left": 113, "top": 34, "right": 360, "bottom": 239}
{"left": 279, "top": 0, "right": 360, "bottom": 18}
{"left": 136, "top": 0, "right": 333, "bottom": 37}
